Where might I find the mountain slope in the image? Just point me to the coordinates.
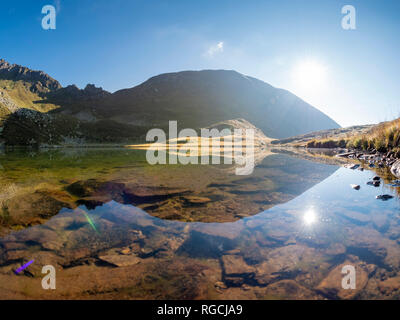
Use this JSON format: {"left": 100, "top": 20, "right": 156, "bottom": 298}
{"left": 0, "top": 60, "right": 341, "bottom": 145}
{"left": 0, "top": 59, "right": 62, "bottom": 122}
{"left": 81, "top": 70, "right": 340, "bottom": 139}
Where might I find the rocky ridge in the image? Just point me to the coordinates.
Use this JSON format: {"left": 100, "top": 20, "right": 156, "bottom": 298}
{"left": 0, "top": 59, "right": 61, "bottom": 93}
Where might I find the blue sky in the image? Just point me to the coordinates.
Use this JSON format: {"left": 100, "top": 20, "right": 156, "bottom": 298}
{"left": 0, "top": 0, "right": 399, "bottom": 127}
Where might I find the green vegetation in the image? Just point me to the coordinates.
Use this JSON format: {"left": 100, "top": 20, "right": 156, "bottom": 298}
{"left": 1, "top": 110, "right": 148, "bottom": 146}
{"left": 0, "top": 79, "right": 60, "bottom": 112}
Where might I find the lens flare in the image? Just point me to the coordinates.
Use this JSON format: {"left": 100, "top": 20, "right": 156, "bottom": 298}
{"left": 84, "top": 212, "right": 99, "bottom": 233}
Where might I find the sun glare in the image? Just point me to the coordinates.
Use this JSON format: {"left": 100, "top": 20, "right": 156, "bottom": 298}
{"left": 292, "top": 60, "right": 328, "bottom": 91}
{"left": 303, "top": 208, "right": 317, "bottom": 226}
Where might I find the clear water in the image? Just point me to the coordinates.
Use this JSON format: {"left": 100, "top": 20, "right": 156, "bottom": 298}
{"left": 0, "top": 148, "right": 399, "bottom": 299}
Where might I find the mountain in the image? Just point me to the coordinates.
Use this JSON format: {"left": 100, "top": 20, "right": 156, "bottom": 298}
{"left": 62, "top": 70, "right": 339, "bottom": 138}
{"left": 0, "top": 59, "right": 61, "bottom": 92}
{"left": 0, "top": 60, "right": 340, "bottom": 146}
{"left": 43, "top": 84, "right": 111, "bottom": 121}
{"left": 0, "top": 59, "right": 62, "bottom": 122}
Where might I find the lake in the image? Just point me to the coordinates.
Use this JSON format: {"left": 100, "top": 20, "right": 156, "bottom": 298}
{"left": 0, "top": 148, "right": 399, "bottom": 299}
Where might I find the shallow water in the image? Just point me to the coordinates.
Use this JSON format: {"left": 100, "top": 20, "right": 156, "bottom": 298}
{"left": 1, "top": 148, "right": 400, "bottom": 299}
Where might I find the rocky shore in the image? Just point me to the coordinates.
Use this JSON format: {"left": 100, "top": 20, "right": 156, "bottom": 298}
{"left": 335, "top": 149, "right": 400, "bottom": 178}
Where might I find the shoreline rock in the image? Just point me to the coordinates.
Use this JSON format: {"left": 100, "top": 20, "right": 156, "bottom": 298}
{"left": 334, "top": 148, "right": 400, "bottom": 176}
{"left": 391, "top": 160, "right": 400, "bottom": 178}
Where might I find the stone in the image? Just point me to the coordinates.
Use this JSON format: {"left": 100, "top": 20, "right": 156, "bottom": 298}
{"left": 182, "top": 196, "right": 212, "bottom": 205}
{"left": 377, "top": 276, "right": 400, "bottom": 295}
{"left": 376, "top": 194, "right": 393, "bottom": 201}
{"left": 5, "top": 250, "right": 28, "bottom": 261}
{"left": 367, "top": 180, "right": 380, "bottom": 187}
{"left": 221, "top": 255, "right": 255, "bottom": 276}
{"left": 192, "top": 223, "right": 243, "bottom": 241}
{"left": 0, "top": 241, "right": 26, "bottom": 251}
{"left": 42, "top": 240, "right": 64, "bottom": 251}
{"left": 254, "top": 245, "right": 321, "bottom": 286}
{"left": 214, "top": 281, "right": 227, "bottom": 290}
{"left": 119, "top": 247, "right": 131, "bottom": 255}
{"left": 390, "top": 160, "right": 400, "bottom": 178}
{"left": 264, "top": 280, "right": 321, "bottom": 300}
{"left": 325, "top": 243, "right": 346, "bottom": 256}
{"left": 344, "top": 164, "right": 359, "bottom": 170}
{"left": 98, "top": 254, "right": 141, "bottom": 267}
{"left": 316, "top": 260, "right": 376, "bottom": 299}
{"left": 128, "top": 229, "right": 145, "bottom": 241}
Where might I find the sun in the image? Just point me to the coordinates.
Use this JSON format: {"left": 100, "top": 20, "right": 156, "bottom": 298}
{"left": 292, "top": 60, "right": 328, "bottom": 91}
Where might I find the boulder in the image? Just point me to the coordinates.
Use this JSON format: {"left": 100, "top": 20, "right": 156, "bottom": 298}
{"left": 391, "top": 160, "right": 400, "bottom": 178}
{"left": 316, "top": 260, "right": 376, "bottom": 299}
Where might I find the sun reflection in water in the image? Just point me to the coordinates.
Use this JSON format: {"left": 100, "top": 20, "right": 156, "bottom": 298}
{"left": 303, "top": 207, "right": 317, "bottom": 226}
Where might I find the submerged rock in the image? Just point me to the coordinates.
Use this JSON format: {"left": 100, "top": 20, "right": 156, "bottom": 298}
{"left": 367, "top": 180, "right": 380, "bottom": 187}
{"left": 221, "top": 255, "right": 255, "bottom": 286}
{"left": 214, "top": 281, "right": 227, "bottom": 290}
{"left": 253, "top": 245, "right": 322, "bottom": 286}
{"left": 221, "top": 255, "right": 255, "bottom": 276}
{"left": 377, "top": 276, "right": 400, "bottom": 296}
{"left": 182, "top": 196, "right": 212, "bottom": 206}
{"left": 98, "top": 254, "right": 141, "bottom": 267}
{"left": 376, "top": 195, "right": 394, "bottom": 201}
{"left": 316, "top": 260, "right": 376, "bottom": 299}
{"left": 336, "top": 152, "right": 356, "bottom": 158}
{"left": 264, "top": 280, "right": 321, "bottom": 300}
{"left": 389, "top": 180, "right": 400, "bottom": 187}
{"left": 344, "top": 164, "right": 360, "bottom": 170}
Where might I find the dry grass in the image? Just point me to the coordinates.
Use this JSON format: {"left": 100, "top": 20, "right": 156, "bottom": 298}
{"left": 345, "top": 118, "right": 400, "bottom": 154}
{"left": 306, "top": 138, "right": 347, "bottom": 149}
{"left": 305, "top": 118, "right": 400, "bottom": 155}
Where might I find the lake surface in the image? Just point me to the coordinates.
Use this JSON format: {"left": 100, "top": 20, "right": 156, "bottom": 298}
{"left": 0, "top": 148, "right": 400, "bottom": 299}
